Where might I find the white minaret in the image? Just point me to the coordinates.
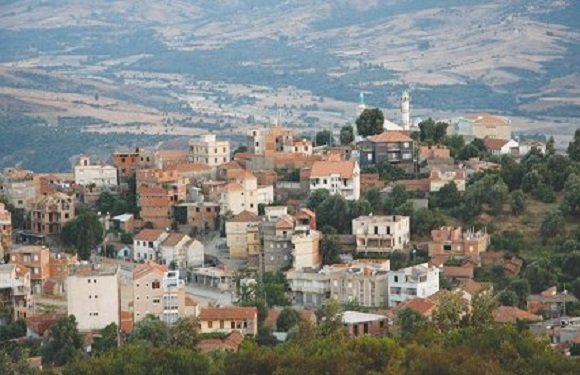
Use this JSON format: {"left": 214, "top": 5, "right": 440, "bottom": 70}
{"left": 401, "top": 90, "right": 410, "bottom": 130}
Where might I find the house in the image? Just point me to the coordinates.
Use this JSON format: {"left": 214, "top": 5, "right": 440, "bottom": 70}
{"left": 1, "top": 168, "right": 36, "bottom": 209}
{"left": 527, "top": 287, "right": 578, "bottom": 318}
{"left": 112, "top": 147, "right": 154, "bottom": 180}
{"left": 226, "top": 211, "right": 261, "bottom": 259}
{"left": 429, "top": 169, "right": 466, "bottom": 192}
{"left": 9, "top": 245, "right": 50, "bottom": 294}
{"left": 154, "top": 150, "right": 189, "bottom": 170}
{"left": 190, "top": 266, "right": 234, "bottom": 292}
{"left": 483, "top": 138, "right": 519, "bottom": 155}
{"left": 450, "top": 113, "right": 511, "bottom": 141}
{"left": 0, "top": 203, "right": 12, "bottom": 258}
{"left": 174, "top": 202, "right": 220, "bottom": 232}
{"left": 133, "top": 262, "right": 187, "bottom": 324}
{"left": 189, "top": 134, "right": 230, "bottom": 166}
{"left": 30, "top": 192, "right": 75, "bottom": 236}
{"left": 418, "top": 145, "right": 451, "bottom": 162}
{"left": 137, "top": 169, "right": 188, "bottom": 228}
{"left": 220, "top": 171, "right": 260, "bottom": 215}
{"left": 159, "top": 233, "right": 204, "bottom": 269}
{"left": 442, "top": 265, "right": 474, "bottom": 283}
{"left": 518, "top": 140, "right": 546, "bottom": 156}
{"left": 262, "top": 213, "right": 295, "bottom": 271}
{"left": 342, "top": 311, "right": 388, "bottom": 337}
{"left": 493, "top": 306, "right": 541, "bottom": 324}
{"left": 133, "top": 229, "right": 169, "bottom": 262}
{"left": 26, "top": 315, "right": 61, "bottom": 338}
{"left": 387, "top": 263, "right": 440, "bottom": 307}
{"left": 352, "top": 215, "right": 411, "bottom": 254}
{"left": 197, "top": 330, "right": 244, "bottom": 354}
{"left": 111, "top": 213, "right": 134, "bottom": 233}
{"left": 330, "top": 259, "right": 391, "bottom": 308}
{"left": 0, "top": 264, "right": 31, "bottom": 322}
{"left": 66, "top": 264, "right": 120, "bottom": 332}
{"left": 198, "top": 307, "right": 258, "bottom": 337}
{"left": 291, "top": 229, "right": 321, "bottom": 270}
{"left": 46, "top": 252, "right": 78, "bottom": 295}
{"left": 530, "top": 317, "right": 580, "bottom": 346}
{"left": 309, "top": 160, "right": 360, "bottom": 200}
{"left": 247, "top": 126, "right": 312, "bottom": 156}
{"left": 74, "top": 155, "right": 118, "bottom": 187}
{"left": 429, "top": 226, "right": 490, "bottom": 257}
{"left": 394, "top": 298, "right": 437, "bottom": 319}
{"left": 358, "top": 131, "right": 415, "bottom": 169}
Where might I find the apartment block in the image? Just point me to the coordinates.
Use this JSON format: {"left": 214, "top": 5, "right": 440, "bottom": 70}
{"left": 66, "top": 264, "right": 120, "bottom": 332}
{"left": 30, "top": 192, "right": 75, "bottom": 236}
{"left": 0, "top": 264, "right": 31, "bottom": 322}
{"left": 291, "top": 229, "right": 321, "bottom": 270}
{"left": 198, "top": 307, "right": 258, "bottom": 337}
{"left": 286, "top": 267, "right": 332, "bottom": 308}
{"left": 9, "top": 245, "right": 50, "bottom": 294}
{"left": 220, "top": 171, "right": 259, "bottom": 215}
{"left": 450, "top": 113, "right": 511, "bottom": 141}
{"left": 309, "top": 160, "right": 360, "bottom": 200}
{"left": 133, "top": 262, "right": 187, "bottom": 324}
{"left": 189, "top": 134, "right": 230, "bottom": 167}
{"left": 429, "top": 226, "right": 490, "bottom": 257}
{"left": 137, "top": 169, "right": 188, "bottom": 228}
{"left": 74, "top": 155, "right": 118, "bottom": 187}
{"left": 154, "top": 150, "right": 189, "bottom": 170}
{"left": 329, "top": 259, "right": 391, "bottom": 308}
{"left": 352, "top": 215, "right": 410, "bottom": 254}
{"left": 387, "top": 263, "right": 440, "bottom": 307}
{"left": 247, "top": 126, "right": 312, "bottom": 156}
{"left": 226, "top": 210, "right": 261, "bottom": 259}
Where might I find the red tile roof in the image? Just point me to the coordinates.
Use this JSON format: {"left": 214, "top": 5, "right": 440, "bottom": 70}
{"left": 493, "top": 306, "right": 541, "bottom": 323}
{"left": 310, "top": 160, "right": 356, "bottom": 179}
{"left": 185, "top": 296, "right": 198, "bottom": 307}
{"left": 443, "top": 266, "right": 474, "bottom": 279}
{"left": 26, "top": 315, "right": 62, "bottom": 336}
{"left": 161, "top": 232, "right": 187, "bottom": 247}
{"left": 197, "top": 331, "right": 244, "bottom": 353}
{"left": 397, "top": 298, "right": 437, "bottom": 317}
{"left": 230, "top": 210, "right": 260, "bottom": 223}
{"left": 199, "top": 307, "right": 258, "bottom": 321}
{"left": 133, "top": 261, "right": 168, "bottom": 279}
{"left": 483, "top": 138, "right": 510, "bottom": 150}
{"left": 264, "top": 309, "right": 280, "bottom": 329}
{"left": 134, "top": 229, "right": 166, "bottom": 242}
{"left": 369, "top": 131, "right": 412, "bottom": 143}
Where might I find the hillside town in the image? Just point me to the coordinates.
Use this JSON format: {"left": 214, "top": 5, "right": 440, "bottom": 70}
{"left": 1, "top": 90, "right": 580, "bottom": 373}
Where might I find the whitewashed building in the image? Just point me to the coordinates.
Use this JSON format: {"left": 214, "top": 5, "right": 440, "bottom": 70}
{"left": 387, "top": 263, "right": 439, "bottom": 307}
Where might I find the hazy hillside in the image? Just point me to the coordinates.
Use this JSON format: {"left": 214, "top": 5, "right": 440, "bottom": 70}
{"left": 0, "top": 0, "right": 578, "bottom": 170}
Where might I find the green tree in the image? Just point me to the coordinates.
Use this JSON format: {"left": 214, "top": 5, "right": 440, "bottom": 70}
{"left": 319, "top": 299, "right": 344, "bottom": 337}
{"left": 546, "top": 136, "right": 555, "bottom": 156}
{"left": 339, "top": 125, "right": 354, "bottom": 145}
{"left": 443, "top": 134, "right": 465, "bottom": 157}
{"left": 510, "top": 190, "right": 526, "bottom": 216}
{"left": 432, "top": 292, "right": 466, "bottom": 331}
{"left": 128, "top": 315, "right": 170, "bottom": 347}
{"left": 0, "top": 196, "right": 26, "bottom": 229}
{"left": 539, "top": 210, "right": 566, "bottom": 243}
{"left": 92, "top": 323, "right": 118, "bottom": 354}
{"left": 429, "top": 182, "right": 462, "bottom": 210}
{"left": 508, "top": 279, "right": 531, "bottom": 308}
{"left": 41, "top": 315, "right": 83, "bottom": 367}
{"left": 396, "top": 308, "right": 428, "bottom": 338}
{"left": 562, "top": 173, "right": 580, "bottom": 216}
{"left": 169, "top": 317, "right": 200, "bottom": 348}
{"left": 490, "top": 230, "right": 525, "bottom": 253}
{"left": 567, "top": 128, "right": 580, "bottom": 161}
{"left": 365, "top": 188, "right": 382, "bottom": 213}
{"left": 0, "top": 320, "right": 26, "bottom": 341}
{"left": 496, "top": 290, "right": 519, "bottom": 306}
{"left": 120, "top": 231, "right": 133, "bottom": 244}
{"left": 500, "top": 155, "right": 523, "bottom": 191}
{"left": 320, "top": 235, "right": 341, "bottom": 265}
{"left": 562, "top": 251, "right": 580, "bottom": 280}
{"left": 233, "top": 145, "right": 248, "bottom": 155}
{"left": 276, "top": 308, "right": 301, "bottom": 332}
{"left": 524, "top": 260, "right": 558, "bottom": 293}
{"left": 315, "top": 130, "right": 332, "bottom": 146}
{"left": 469, "top": 292, "right": 497, "bottom": 329}
{"left": 411, "top": 208, "right": 446, "bottom": 237}
{"left": 306, "top": 189, "right": 330, "bottom": 210}
{"left": 418, "top": 118, "right": 448, "bottom": 143}
{"left": 60, "top": 212, "right": 104, "bottom": 260}
{"left": 355, "top": 108, "right": 384, "bottom": 137}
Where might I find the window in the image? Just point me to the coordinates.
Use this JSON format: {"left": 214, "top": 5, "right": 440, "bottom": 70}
{"left": 152, "top": 281, "right": 161, "bottom": 289}
{"left": 208, "top": 321, "right": 213, "bottom": 328}
{"left": 153, "top": 298, "right": 160, "bottom": 304}
{"left": 231, "top": 322, "right": 235, "bottom": 329}
{"left": 394, "top": 276, "right": 399, "bottom": 283}
{"left": 88, "top": 279, "right": 91, "bottom": 283}
{"left": 220, "top": 320, "right": 225, "bottom": 329}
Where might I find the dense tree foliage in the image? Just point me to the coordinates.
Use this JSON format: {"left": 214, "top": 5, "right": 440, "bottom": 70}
{"left": 568, "top": 128, "right": 580, "bottom": 162}
{"left": 355, "top": 108, "right": 384, "bottom": 137}
{"left": 315, "top": 130, "right": 332, "bottom": 146}
{"left": 339, "top": 125, "right": 354, "bottom": 145}
{"left": 41, "top": 316, "right": 83, "bottom": 367}
{"left": 60, "top": 212, "right": 104, "bottom": 260}
{"left": 418, "top": 118, "right": 448, "bottom": 143}
{"left": 276, "top": 308, "right": 301, "bottom": 332}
